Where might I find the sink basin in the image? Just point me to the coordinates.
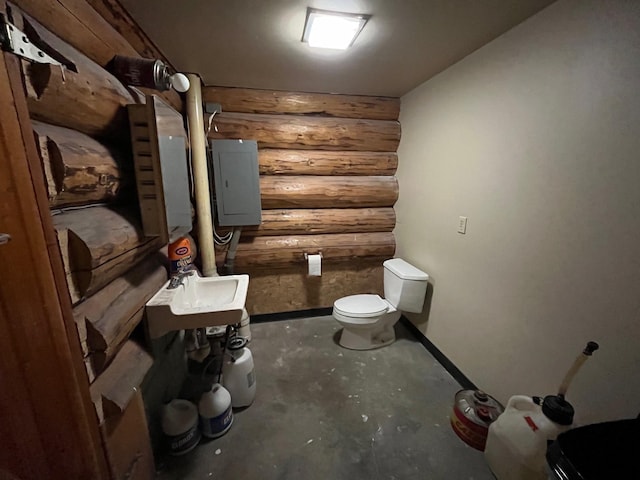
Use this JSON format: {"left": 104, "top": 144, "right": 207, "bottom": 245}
{"left": 145, "top": 272, "right": 249, "bottom": 338}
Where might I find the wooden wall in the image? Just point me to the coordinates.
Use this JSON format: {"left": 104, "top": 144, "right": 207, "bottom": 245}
{"left": 5, "top": 1, "right": 181, "bottom": 478}
{"left": 204, "top": 86, "right": 401, "bottom": 314}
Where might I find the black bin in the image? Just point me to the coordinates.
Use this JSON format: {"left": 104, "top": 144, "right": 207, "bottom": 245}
{"left": 546, "top": 418, "right": 639, "bottom": 479}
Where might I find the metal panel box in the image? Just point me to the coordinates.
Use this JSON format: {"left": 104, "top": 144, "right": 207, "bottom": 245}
{"left": 210, "top": 139, "right": 262, "bottom": 226}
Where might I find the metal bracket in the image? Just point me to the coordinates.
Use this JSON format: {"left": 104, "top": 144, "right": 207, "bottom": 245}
{"left": 0, "top": 14, "right": 61, "bottom": 65}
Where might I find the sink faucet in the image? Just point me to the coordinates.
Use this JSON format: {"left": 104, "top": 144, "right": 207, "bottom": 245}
{"left": 167, "top": 269, "right": 195, "bottom": 289}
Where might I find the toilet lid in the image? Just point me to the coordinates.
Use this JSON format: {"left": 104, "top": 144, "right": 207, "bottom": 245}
{"left": 333, "top": 294, "right": 389, "bottom": 317}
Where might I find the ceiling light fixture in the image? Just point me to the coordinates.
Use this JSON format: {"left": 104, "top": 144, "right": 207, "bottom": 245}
{"left": 302, "top": 8, "right": 370, "bottom": 50}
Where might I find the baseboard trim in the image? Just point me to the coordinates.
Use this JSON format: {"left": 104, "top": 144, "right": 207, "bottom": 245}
{"left": 250, "top": 307, "right": 333, "bottom": 324}
{"left": 399, "top": 316, "right": 477, "bottom": 390}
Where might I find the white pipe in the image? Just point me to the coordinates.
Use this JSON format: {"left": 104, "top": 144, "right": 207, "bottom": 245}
{"left": 186, "top": 74, "right": 217, "bottom": 276}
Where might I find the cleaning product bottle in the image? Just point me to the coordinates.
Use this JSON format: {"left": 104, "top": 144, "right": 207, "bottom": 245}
{"left": 222, "top": 336, "right": 256, "bottom": 408}
{"left": 161, "top": 399, "right": 201, "bottom": 455}
{"left": 168, "top": 236, "right": 193, "bottom": 276}
{"left": 484, "top": 341, "right": 599, "bottom": 480}
{"left": 198, "top": 383, "right": 233, "bottom": 438}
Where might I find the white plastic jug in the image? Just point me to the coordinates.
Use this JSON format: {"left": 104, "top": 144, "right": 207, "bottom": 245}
{"left": 199, "top": 383, "right": 233, "bottom": 438}
{"left": 161, "top": 399, "right": 201, "bottom": 455}
{"left": 485, "top": 395, "right": 574, "bottom": 480}
{"left": 222, "top": 336, "right": 256, "bottom": 408}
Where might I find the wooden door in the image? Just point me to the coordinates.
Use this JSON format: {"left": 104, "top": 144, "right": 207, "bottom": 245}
{"left": 0, "top": 7, "right": 108, "bottom": 478}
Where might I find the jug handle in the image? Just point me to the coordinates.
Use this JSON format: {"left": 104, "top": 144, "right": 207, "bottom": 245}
{"left": 506, "top": 395, "right": 537, "bottom": 412}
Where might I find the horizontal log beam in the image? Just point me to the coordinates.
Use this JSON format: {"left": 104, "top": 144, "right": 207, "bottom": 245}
{"left": 15, "top": 10, "right": 142, "bottom": 138}
{"left": 203, "top": 86, "right": 400, "bottom": 120}
{"left": 259, "top": 176, "right": 398, "bottom": 208}
{"left": 53, "top": 205, "right": 163, "bottom": 303}
{"left": 74, "top": 254, "right": 167, "bottom": 375}
{"left": 13, "top": 0, "right": 181, "bottom": 111}
{"left": 208, "top": 112, "right": 400, "bottom": 152}
{"left": 259, "top": 149, "right": 397, "bottom": 176}
{"left": 32, "top": 121, "right": 129, "bottom": 208}
{"left": 226, "top": 232, "right": 395, "bottom": 268}
{"left": 90, "top": 340, "right": 152, "bottom": 424}
{"left": 242, "top": 208, "right": 396, "bottom": 236}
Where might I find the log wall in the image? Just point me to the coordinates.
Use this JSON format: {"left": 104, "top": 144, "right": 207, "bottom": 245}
{"left": 15, "top": 0, "right": 181, "bottom": 111}
{"left": 8, "top": 3, "right": 177, "bottom": 469}
{"left": 204, "top": 86, "right": 401, "bottom": 313}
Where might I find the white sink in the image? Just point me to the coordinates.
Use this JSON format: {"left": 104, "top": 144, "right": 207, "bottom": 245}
{"left": 145, "top": 272, "right": 249, "bottom": 338}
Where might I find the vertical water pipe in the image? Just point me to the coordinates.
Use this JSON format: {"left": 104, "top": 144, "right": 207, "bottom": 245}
{"left": 186, "top": 74, "right": 217, "bottom": 276}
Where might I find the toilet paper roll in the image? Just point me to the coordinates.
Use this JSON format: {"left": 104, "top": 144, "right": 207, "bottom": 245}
{"left": 307, "top": 254, "right": 322, "bottom": 276}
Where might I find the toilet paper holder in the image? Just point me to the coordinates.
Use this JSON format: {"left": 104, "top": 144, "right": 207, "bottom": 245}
{"left": 303, "top": 252, "right": 323, "bottom": 260}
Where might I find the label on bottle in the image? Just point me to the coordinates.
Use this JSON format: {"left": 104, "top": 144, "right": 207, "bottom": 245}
{"left": 169, "top": 237, "right": 193, "bottom": 275}
{"left": 166, "top": 423, "right": 200, "bottom": 455}
{"left": 200, "top": 406, "right": 233, "bottom": 438}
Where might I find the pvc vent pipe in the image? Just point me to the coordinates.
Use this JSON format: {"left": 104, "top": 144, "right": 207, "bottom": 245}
{"left": 185, "top": 74, "right": 217, "bottom": 276}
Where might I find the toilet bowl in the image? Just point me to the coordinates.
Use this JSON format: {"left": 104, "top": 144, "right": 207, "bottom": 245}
{"left": 332, "top": 258, "right": 429, "bottom": 350}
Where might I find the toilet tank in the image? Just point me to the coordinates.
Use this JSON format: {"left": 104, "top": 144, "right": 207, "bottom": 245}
{"left": 383, "top": 258, "right": 429, "bottom": 313}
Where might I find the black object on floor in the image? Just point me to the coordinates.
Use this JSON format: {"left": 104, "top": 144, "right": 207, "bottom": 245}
{"left": 547, "top": 418, "right": 639, "bottom": 479}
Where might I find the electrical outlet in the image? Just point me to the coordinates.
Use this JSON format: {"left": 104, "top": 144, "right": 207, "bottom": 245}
{"left": 458, "top": 216, "right": 468, "bottom": 234}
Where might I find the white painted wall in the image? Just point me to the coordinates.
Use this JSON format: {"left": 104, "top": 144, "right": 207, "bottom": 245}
{"left": 396, "top": 0, "right": 640, "bottom": 424}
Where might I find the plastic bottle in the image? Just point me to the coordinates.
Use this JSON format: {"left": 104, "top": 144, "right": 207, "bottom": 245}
{"left": 485, "top": 342, "right": 599, "bottom": 480}
{"left": 198, "top": 383, "right": 233, "bottom": 438}
{"left": 161, "top": 399, "right": 201, "bottom": 455}
{"left": 222, "top": 336, "right": 256, "bottom": 408}
{"left": 484, "top": 395, "right": 573, "bottom": 480}
{"left": 168, "top": 236, "right": 193, "bottom": 276}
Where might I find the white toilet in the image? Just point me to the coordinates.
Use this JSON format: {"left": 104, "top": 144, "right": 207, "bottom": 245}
{"left": 333, "top": 258, "right": 429, "bottom": 350}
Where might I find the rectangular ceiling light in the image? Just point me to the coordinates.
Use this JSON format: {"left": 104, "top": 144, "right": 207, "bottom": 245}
{"left": 302, "top": 8, "right": 370, "bottom": 50}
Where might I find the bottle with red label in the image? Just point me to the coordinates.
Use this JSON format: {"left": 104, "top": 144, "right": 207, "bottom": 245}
{"left": 484, "top": 395, "right": 573, "bottom": 480}
{"left": 484, "top": 342, "right": 599, "bottom": 480}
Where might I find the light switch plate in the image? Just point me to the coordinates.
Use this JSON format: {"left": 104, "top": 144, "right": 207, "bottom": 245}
{"left": 458, "top": 216, "right": 468, "bottom": 234}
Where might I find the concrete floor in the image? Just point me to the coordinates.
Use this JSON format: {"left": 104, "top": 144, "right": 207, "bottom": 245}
{"left": 156, "top": 316, "right": 495, "bottom": 480}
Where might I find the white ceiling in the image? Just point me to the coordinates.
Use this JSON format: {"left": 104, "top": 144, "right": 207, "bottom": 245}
{"left": 120, "top": 0, "right": 555, "bottom": 97}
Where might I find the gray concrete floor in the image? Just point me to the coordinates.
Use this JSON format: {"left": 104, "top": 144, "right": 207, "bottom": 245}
{"left": 156, "top": 316, "right": 494, "bottom": 480}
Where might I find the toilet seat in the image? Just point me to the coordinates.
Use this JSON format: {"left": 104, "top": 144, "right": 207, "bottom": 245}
{"left": 333, "top": 294, "right": 389, "bottom": 319}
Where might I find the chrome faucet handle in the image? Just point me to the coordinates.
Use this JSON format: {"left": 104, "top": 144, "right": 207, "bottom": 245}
{"left": 167, "top": 269, "right": 195, "bottom": 289}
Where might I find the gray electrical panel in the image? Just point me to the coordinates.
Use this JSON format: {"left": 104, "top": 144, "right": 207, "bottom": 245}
{"left": 128, "top": 96, "right": 192, "bottom": 244}
{"left": 158, "top": 135, "right": 192, "bottom": 238}
{"left": 210, "top": 139, "right": 262, "bottom": 226}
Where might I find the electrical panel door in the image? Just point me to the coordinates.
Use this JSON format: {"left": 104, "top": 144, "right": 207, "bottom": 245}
{"left": 210, "top": 139, "right": 261, "bottom": 226}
